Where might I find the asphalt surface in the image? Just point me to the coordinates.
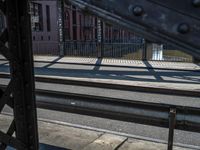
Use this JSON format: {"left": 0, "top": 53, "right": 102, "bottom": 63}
{"left": 0, "top": 60, "right": 200, "bottom": 85}
{"left": 2, "top": 107, "right": 200, "bottom": 149}
{"left": 1, "top": 60, "right": 200, "bottom": 148}
{"left": 1, "top": 77, "right": 200, "bottom": 148}
{"left": 0, "top": 78, "right": 200, "bottom": 108}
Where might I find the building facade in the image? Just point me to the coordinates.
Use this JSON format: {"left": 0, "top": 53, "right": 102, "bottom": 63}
{"left": 30, "top": 1, "right": 142, "bottom": 56}
{"left": 63, "top": 4, "right": 141, "bottom": 43}
{"left": 0, "top": 1, "right": 193, "bottom": 62}
{"left": 30, "top": 1, "right": 60, "bottom": 55}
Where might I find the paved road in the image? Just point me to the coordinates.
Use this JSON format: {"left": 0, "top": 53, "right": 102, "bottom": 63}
{"left": 0, "top": 60, "right": 200, "bottom": 92}
{"left": 0, "top": 78, "right": 199, "bottom": 108}
{"left": 0, "top": 114, "right": 194, "bottom": 150}
{"left": 1, "top": 59, "right": 200, "bottom": 148}
{"left": 1, "top": 77, "right": 200, "bottom": 148}
{"left": 3, "top": 106, "right": 200, "bottom": 149}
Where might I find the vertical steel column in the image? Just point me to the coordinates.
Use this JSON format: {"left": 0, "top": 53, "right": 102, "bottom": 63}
{"left": 4, "top": 0, "right": 39, "bottom": 149}
{"left": 58, "top": 0, "right": 65, "bottom": 56}
{"left": 142, "top": 39, "right": 147, "bottom": 61}
{"left": 168, "top": 108, "right": 176, "bottom": 150}
{"left": 100, "top": 21, "right": 104, "bottom": 58}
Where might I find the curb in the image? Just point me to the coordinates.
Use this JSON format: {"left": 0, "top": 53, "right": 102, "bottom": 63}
{"left": 34, "top": 59, "right": 200, "bottom": 72}
{"left": 0, "top": 58, "right": 199, "bottom": 72}
{"left": 0, "top": 72, "right": 199, "bottom": 97}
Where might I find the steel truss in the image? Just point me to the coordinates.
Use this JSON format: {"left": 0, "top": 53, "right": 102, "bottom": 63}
{"left": 67, "top": 0, "right": 200, "bottom": 59}
{"left": 0, "top": 0, "right": 38, "bottom": 149}
{"left": 0, "top": 0, "right": 199, "bottom": 150}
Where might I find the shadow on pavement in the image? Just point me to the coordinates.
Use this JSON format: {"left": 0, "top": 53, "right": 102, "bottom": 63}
{"left": 39, "top": 143, "right": 70, "bottom": 150}
{"left": 143, "top": 61, "right": 164, "bottom": 81}
{"left": 0, "top": 59, "right": 200, "bottom": 84}
{"left": 93, "top": 58, "right": 102, "bottom": 71}
{"left": 7, "top": 143, "right": 70, "bottom": 150}
{"left": 43, "top": 57, "right": 63, "bottom": 68}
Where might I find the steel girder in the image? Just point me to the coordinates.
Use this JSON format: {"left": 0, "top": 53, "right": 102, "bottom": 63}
{"left": 67, "top": 0, "right": 200, "bottom": 59}
{"left": 0, "top": 0, "right": 39, "bottom": 149}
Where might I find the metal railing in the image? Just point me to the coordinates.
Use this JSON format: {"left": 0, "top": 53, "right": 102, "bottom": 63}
{"left": 33, "top": 41, "right": 60, "bottom": 55}
{"left": 64, "top": 41, "right": 99, "bottom": 57}
{"left": 0, "top": 73, "right": 200, "bottom": 150}
{"left": 32, "top": 41, "right": 193, "bottom": 62}
{"left": 64, "top": 41, "right": 145, "bottom": 59}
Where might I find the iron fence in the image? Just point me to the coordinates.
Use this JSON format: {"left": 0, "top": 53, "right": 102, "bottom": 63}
{"left": 64, "top": 41, "right": 145, "bottom": 60}
{"left": 33, "top": 41, "right": 60, "bottom": 55}
{"left": 32, "top": 41, "right": 193, "bottom": 62}
{"left": 64, "top": 41, "right": 99, "bottom": 57}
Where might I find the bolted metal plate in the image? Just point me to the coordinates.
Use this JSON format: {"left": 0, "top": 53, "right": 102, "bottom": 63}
{"left": 68, "top": 0, "right": 200, "bottom": 58}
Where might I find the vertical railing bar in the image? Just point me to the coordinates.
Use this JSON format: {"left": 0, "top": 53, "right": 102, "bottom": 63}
{"left": 168, "top": 108, "right": 177, "bottom": 150}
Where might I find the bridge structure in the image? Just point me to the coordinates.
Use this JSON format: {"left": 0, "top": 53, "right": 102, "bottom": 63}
{"left": 0, "top": 0, "right": 200, "bottom": 150}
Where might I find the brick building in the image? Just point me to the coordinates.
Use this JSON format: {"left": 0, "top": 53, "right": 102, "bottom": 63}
{"left": 30, "top": 1, "right": 142, "bottom": 56}
{"left": 63, "top": 4, "right": 139, "bottom": 43}
{"left": 0, "top": 1, "right": 192, "bottom": 61}
{"left": 30, "top": 1, "right": 60, "bottom": 55}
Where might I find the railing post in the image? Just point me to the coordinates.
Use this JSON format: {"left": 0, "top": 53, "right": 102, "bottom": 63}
{"left": 58, "top": 0, "right": 65, "bottom": 56}
{"left": 168, "top": 108, "right": 176, "bottom": 150}
{"left": 142, "top": 39, "right": 147, "bottom": 61}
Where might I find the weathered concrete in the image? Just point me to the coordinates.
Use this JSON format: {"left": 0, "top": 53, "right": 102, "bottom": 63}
{"left": 82, "top": 134, "right": 126, "bottom": 150}
{"left": 0, "top": 114, "right": 195, "bottom": 150}
{"left": 38, "top": 121, "right": 102, "bottom": 150}
{"left": 33, "top": 55, "right": 200, "bottom": 71}
{"left": 118, "top": 139, "right": 191, "bottom": 150}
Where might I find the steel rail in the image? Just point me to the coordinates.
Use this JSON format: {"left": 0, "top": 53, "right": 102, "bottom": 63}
{"left": 0, "top": 72, "right": 199, "bottom": 97}
{"left": 36, "top": 90, "right": 200, "bottom": 133}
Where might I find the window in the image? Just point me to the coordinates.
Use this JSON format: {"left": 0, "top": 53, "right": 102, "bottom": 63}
{"left": 30, "top": 2, "right": 43, "bottom": 31}
{"left": 46, "top": 5, "right": 51, "bottom": 32}
{"left": 64, "top": 10, "right": 70, "bottom": 40}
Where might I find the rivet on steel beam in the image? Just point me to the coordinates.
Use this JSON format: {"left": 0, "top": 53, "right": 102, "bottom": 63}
{"left": 177, "top": 23, "right": 190, "bottom": 34}
{"left": 192, "top": 0, "right": 200, "bottom": 7}
{"left": 131, "top": 5, "right": 144, "bottom": 16}
{"left": 10, "top": 93, "right": 13, "bottom": 98}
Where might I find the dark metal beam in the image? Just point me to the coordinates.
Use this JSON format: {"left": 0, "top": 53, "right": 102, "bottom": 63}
{"left": 0, "top": 0, "right": 39, "bottom": 149}
{"left": 0, "top": 120, "right": 16, "bottom": 149}
{"left": 0, "top": 79, "right": 15, "bottom": 111}
{"left": 36, "top": 89, "right": 200, "bottom": 133}
{"left": 0, "top": 131, "right": 26, "bottom": 149}
{"left": 5, "top": 0, "right": 39, "bottom": 149}
{"left": 67, "top": 0, "right": 200, "bottom": 58}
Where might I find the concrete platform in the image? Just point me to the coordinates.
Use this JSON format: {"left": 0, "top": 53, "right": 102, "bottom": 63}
{"left": 0, "top": 55, "right": 200, "bottom": 71}
{"left": 0, "top": 114, "right": 195, "bottom": 150}
{"left": 33, "top": 56, "right": 200, "bottom": 71}
{"left": 1, "top": 55, "right": 200, "bottom": 95}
